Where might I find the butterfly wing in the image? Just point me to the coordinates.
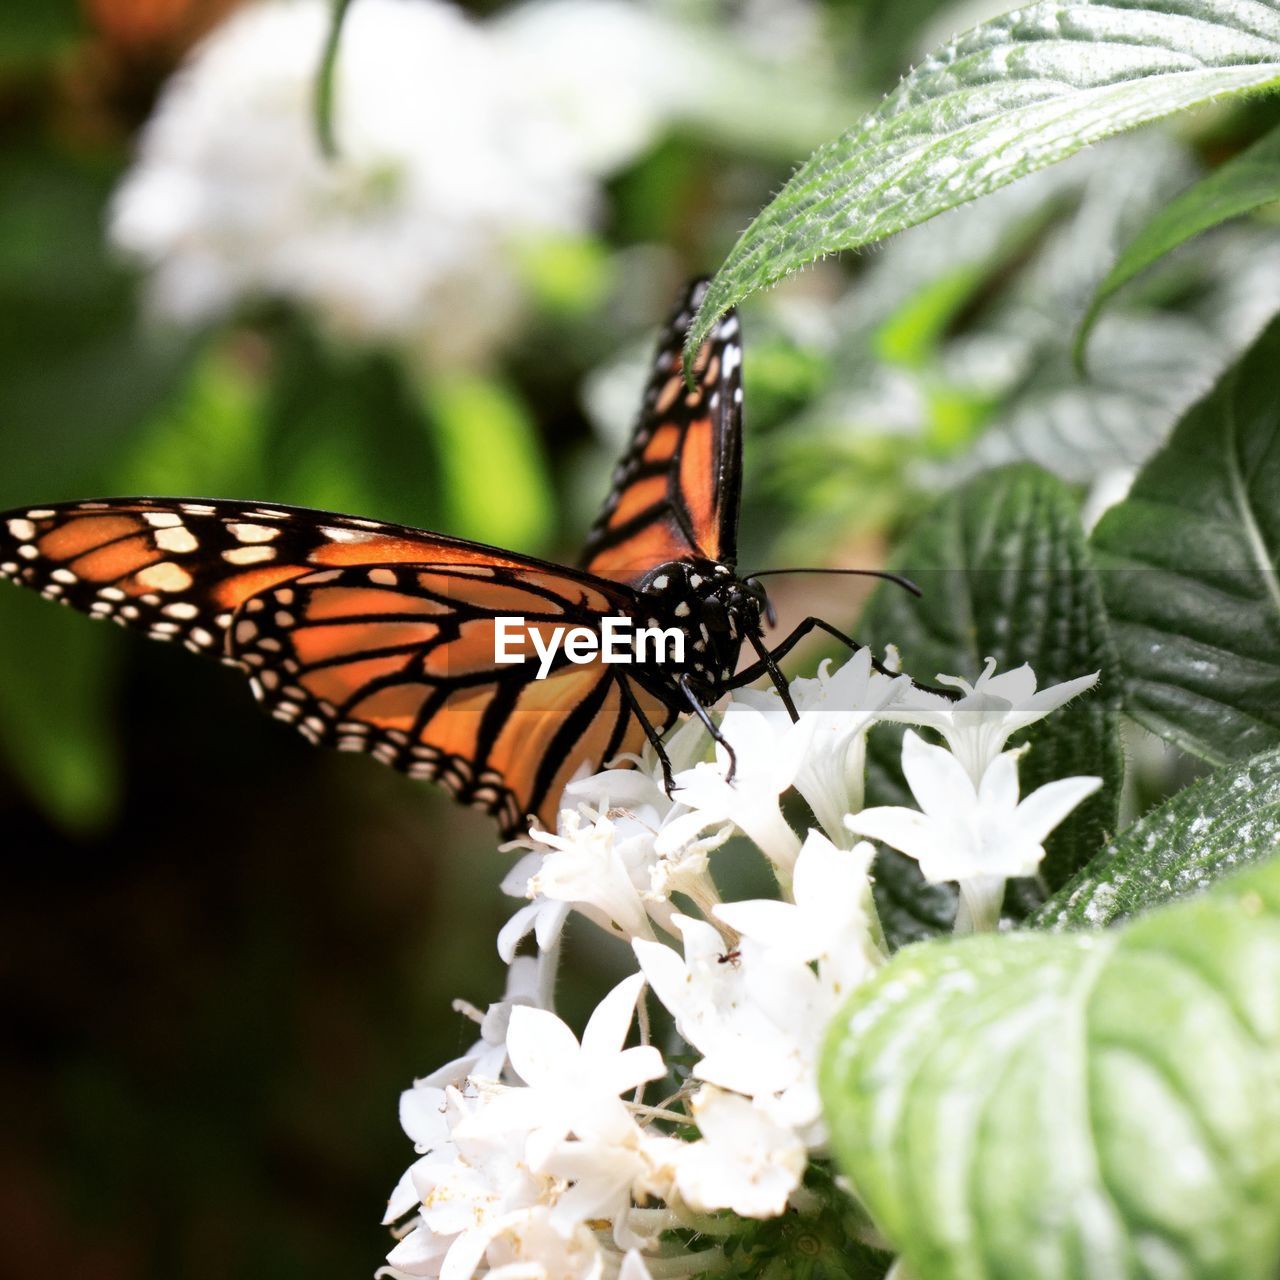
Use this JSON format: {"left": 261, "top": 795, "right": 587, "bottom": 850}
{"left": 580, "top": 279, "right": 743, "bottom": 582}
{"left": 231, "top": 564, "right": 674, "bottom": 834}
{"left": 0, "top": 497, "right": 674, "bottom": 834}
{"left": 0, "top": 498, "right": 560, "bottom": 659}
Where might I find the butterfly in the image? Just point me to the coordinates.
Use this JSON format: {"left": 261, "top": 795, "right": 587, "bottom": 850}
{"left": 0, "top": 280, "right": 891, "bottom": 836}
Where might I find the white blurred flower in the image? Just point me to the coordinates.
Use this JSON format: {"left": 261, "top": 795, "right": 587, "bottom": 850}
{"left": 847, "top": 730, "right": 1101, "bottom": 932}
{"left": 110, "top": 0, "right": 711, "bottom": 367}
{"left": 674, "top": 1086, "right": 806, "bottom": 1217}
{"left": 491, "top": 0, "right": 705, "bottom": 176}
{"left": 887, "top": 658, "right": 1100, "bottom": 784}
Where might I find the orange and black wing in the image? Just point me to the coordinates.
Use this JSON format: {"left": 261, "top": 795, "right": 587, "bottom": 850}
{"left": 0, "top": 497, "right": 562, "bottom": 660}
{"left": 230, "top": 564, "right": 674, "bottom": 834}
{"left": 580, "top": 279, "right": 743, "bottom": 583}
{"left": 0, "top": 498, "right": 672, "bottom": 834}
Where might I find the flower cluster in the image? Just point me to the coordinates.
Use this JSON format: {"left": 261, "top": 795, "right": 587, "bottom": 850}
{"left": 381, "top": 652, "right": 1101, "bottom": 1279}
{"left": 108, "top": 0, "right": 759, "bottom": 368}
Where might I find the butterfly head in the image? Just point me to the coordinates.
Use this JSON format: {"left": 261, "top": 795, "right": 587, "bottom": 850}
{"left": 637, "top": 558, "right": 767, "bottom": 688}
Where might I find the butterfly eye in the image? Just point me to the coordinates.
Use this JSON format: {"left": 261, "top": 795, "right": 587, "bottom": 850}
{"left": 743, "top": 577, "right": 776, "bottom": 629}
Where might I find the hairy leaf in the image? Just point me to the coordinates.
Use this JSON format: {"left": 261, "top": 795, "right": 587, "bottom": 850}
{"left": 1034, "top": 746, "right": 1280, "bottom": 929}
{"left": 687, "top": 0, "right": 1280, "bottom": 363}
{"left": 1091, "top": 312, "right": 1280, "bottom": 764}
{"left": 822, "top": 856, "right": 1280, "bottom": 1280}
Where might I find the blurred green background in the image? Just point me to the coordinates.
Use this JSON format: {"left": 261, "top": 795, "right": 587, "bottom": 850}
{"left": 0, "top": 0, "right": 1276, "bottom": 1275}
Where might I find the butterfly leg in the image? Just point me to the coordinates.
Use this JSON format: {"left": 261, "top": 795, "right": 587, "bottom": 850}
{"left": 677, "top": 673, "right": 738, "bottom": 784}
{"left": 731, "top": 616, "right": 960, "bottom": 699}
{"left": 619, "top": 677, "right": 678, "bottom": 793}
{"left": 745, "top": 630, "right": 800, "bottom": 722}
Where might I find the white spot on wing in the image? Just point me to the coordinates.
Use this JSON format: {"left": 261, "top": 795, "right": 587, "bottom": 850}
{"left": 223, "top": 546, "right": 276, "bottom": 566}
{"left": 228, "top": 522, "right": 279, "bottom": 544}
{"left": 135, "top": 562, "right": 193, "bottom": 593}
{"left": 154, "top": 526, "right": 199, "bottom": 554}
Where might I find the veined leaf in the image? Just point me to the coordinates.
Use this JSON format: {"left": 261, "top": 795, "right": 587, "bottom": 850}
{"left": 687, "top": 0, "right": 1280, "bottom": 364}
{"left": 821, "top": 855, "right": 1280, "bottom": 1280}
{"left": 1033, "top": 746, "right": 1280, "bottom": 929}
{"left": 1076, "top": 122, "right": 1280, "bottom": 368}
{"left": 1091, "top": 311, "right": 1280, "bottom": 764}
{"left": 862, "top": 465, "right": 1122, "bottom": 941}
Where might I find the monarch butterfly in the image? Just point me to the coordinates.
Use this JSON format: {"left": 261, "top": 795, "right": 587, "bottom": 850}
{"left": 0, "top": 281, "right": 901, "bottom": 836}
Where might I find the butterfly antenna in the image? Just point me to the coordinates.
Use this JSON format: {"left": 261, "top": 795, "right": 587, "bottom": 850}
{"left": 745, "top": 567, "right": 922, "bottom": 598}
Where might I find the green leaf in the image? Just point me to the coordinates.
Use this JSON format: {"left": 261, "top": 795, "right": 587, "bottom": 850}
{"left": 1090, "top": 312, "right": 1280, "bottom": 765}
{"left": 1077, "top": 123, "right": 1280, "bottom": 368}
{"left": 821, "top": 855, "right": 1280, "bottom": 1280}
{"left": 1033, "top": 746, "right": 1280, "bottom": 929}
{"left": 686, "top": 0, "right": 1280, "bottom": 364}
{"left": 862, "top": 465, "right": 1123, "bottom": 937}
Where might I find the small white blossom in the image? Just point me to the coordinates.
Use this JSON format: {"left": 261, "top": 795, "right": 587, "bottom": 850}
{"left": 416, "top": 954, "right": 544, "bottom": 1089}
{"left": 887, "top": 658, "right": 1100, "bottom": 784}
{"left": 467, "top": 973, "right": 663, "bottom": 1166}
{"left": 434, "top": 1204, "right": 606, "bottom": 1280}
{"left": 674, "top": 1086, "right": 806, "bottom": 1217}
{"left": 663, "top": 703, "right": 805, "bottom": 876}
{"left": 497, "top": 853, "right": 571, "bottom": 964}
{"left": 635, "top": 916, "right": 832, "bottom": 1132}
{"left": 525, "top": 808, "right": 655, "bottom": 941}
{"left": 847, "top": 730, "right": 1101, "bottom": 931}
{"left": 737, "top": 648, "right": 910, "bottom": 845}
{"left": 562, "top": 725, "right": 729, "bottom": 932}
{"left": 716, "top": 830, "right": 881, "bottom": 998}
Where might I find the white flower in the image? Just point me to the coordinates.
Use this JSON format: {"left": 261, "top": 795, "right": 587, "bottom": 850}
{"left": 383, "top": 1085, "right": 552, "bottom": 1274}
{"left": 887, "top": 658, "right": 1099, "bottom": 784}
{"left": 417, "top": 954, "right": 544, "bottom": 1089}
{"left": 497, "top": 853, "right": 571, "bottom": 964}
{"left": 562, "top": 717, "right": 729, "bottom": 923}
{"left": 524, "top": 808, "right": 655, "bottom": 942}
{"left": 433, "top": 1204, "right": 606, "bottom": 1280}
{"left": 663, "top": 703, "right": 805, "bottom": 876}
{"left": 716, "top": 830, "right": 881, "bottom": 998}
{"left": 109, "top": 0, "right": 701, "bottom": 367}
{"left": 846, "top": 730, "right": 1101, "bottom": 931}
{"left": 540, "top": 1123, "right": 662, "bottom": 1250}
{"left": 465, "top": 973, "right": 663, "bottom": 1167}
{"left": 490, "top": 0, "right": 707, "bottom": 175}
{"left": 635, "top": 916, "right": 832, "bottom": 1132}
{"left": 737, "top": 648, "right": 910, "bottom": 845}
{"left": 674, "top": 1086, "right": 806, "bottom": 1217}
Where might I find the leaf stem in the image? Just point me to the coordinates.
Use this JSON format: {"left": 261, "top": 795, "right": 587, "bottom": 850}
{"left": 315, "top": 0, "right": 355, "bottom": 161}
